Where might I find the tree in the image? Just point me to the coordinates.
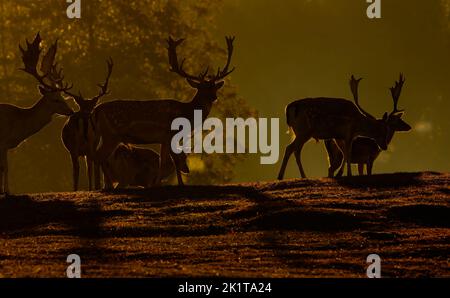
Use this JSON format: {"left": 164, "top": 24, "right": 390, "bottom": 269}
{"left": 0, "top": 0, "right": 256, "bottom": 192}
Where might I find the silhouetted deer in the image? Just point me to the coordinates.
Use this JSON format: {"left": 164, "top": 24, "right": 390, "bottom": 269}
{"left": 103, "top": 144, "right": 189, "bottom": 188}
{"left": 0, "top": 33, "right": 73, "bottom": 194}
{"left": 62, "top": 58, "right": 113, "bottom": 191}
{"left": 278, "top": 75, "right": 392, "bottom": 179}
{"left": 91, "top": 36, "right": 235, "bottom": 189}
{"left": 325, "top": 74, "right": 411, "bottom": 177}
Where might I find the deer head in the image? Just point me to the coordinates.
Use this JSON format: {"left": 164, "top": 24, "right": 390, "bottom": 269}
{"left": 387, "top": 74, "right": 411, "bottom": 132}
{"left": 167, "top": 36, "right": 235, "bottom": 104}
{"left": 64, "top": 58, "right": 114, "bottom": 115}
{"left": 20, "top": 32, "right": 74, "bottom": 116}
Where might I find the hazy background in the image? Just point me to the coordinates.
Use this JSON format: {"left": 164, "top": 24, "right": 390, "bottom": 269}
{"left": 216, "top": 0, "right": 450, "bottom": 181}
{"left": 0, "top": 0, "right": 449, "bottom": 193}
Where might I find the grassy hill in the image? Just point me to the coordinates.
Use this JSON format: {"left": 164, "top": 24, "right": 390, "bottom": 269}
{"left": 0, "top": 172, "right": 449, "bottom": 278}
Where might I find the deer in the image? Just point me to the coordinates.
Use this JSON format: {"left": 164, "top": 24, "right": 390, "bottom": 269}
{"left": 277, "top": 75, "right": 392, "bottom": 179}
{"left": 91, "top": 36, "right": 235, "bottom": 189}
{"left": 102, "top": 144, "right": 189, "bottom": 189}
{"left": 0, "top": 33, "right": 73, "bottom": 194}
{"left": 325, "top": 74, "right": 411, "bottom": 177}
{"left": 61, "top": 58, "right": 113, "bottom": 191}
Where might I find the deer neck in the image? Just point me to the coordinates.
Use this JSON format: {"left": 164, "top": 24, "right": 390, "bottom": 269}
{"left": 189, "top": 92, "right": 213, "bottom": 118}
{"left": 385, "top": 129, "right": 396, "bottom": 146}
{"left": 24, "top": 97, "right": 55, "bottom": 135}
{"left": 357, "top": 117, "right": 381, "bottom": 138}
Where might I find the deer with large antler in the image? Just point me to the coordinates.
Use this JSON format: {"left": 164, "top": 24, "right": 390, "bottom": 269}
{"left": 91, "top": 36, "right": 235, "bottom": 189}
{"left": 0, "top": 33, "right": 73, "bottom": 194}
{"left": 325, "top": 74, "right": 411, "bottom": 177}
{"left": 62, "top": 58, "right": 113, "bottom": 191}
{"left": 278, "top": 75, "right": 393, "bottom": 179}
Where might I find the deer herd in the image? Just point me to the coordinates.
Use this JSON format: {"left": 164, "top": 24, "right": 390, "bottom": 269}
{"left": 0, "top": 33, "right": 411, "bottom": 194}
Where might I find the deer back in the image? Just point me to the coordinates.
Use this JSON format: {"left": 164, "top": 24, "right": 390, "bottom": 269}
{"left": 286, "top": 98, "right": 368, "bottom": 139}
{"left": 92, "top": 99, "right": 196, "bottom": 145}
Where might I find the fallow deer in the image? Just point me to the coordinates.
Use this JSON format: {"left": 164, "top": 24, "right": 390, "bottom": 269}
{"left": 325, "top": 74, "right": 411, "bottom": 177}
{"left": 277, "top": 75, "right": 391, "bottom": 179}
{"left": 103, "top": 144, "right": 189, "bottom": 188}
{"left": 61, "top": 58, "right": 113, "bottom": 191}
{"left": 0, "top": 33, "right": 73, "bottom": 194}
{"left": 91, "top": 36, "right": 235, "bottom": 189}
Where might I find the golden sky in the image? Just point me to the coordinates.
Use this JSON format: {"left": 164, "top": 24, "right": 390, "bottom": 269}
{"left": 216, "top": 0, "right": 450, "bottom": 181}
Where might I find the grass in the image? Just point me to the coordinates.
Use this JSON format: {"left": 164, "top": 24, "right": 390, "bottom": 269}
{"left": 0, "top": 172, "right": 449, "bottom": 278}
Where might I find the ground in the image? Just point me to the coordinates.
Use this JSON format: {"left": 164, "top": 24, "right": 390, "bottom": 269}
{"left": 0, "top": 172, "right": 449, "bottom": 278}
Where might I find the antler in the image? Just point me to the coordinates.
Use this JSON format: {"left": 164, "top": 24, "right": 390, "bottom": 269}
{"left": 167, "top": 36, "right": 235, "bottom": 83}
{"left": 19, "top": 33, "right": 72, "bottom": 92}
{"left": 92, "top": 57, "right": 114, "bottom": 103}
{"left": 350, "top": 75, "right": 362, "bottom": 103}
{"left": 167, "top": 37, "right": 208, "bottom": 82}
{"left": 390, "top": 73, "right": 405, "bottom": 115}
{"left": 212, "top": 36, "right": 235, "bottom": 81}
{"left": 64, "top": 58, "right": 114, "bottom": 108}
{"left": 349, "top": 75, "right": 376, "bottom": 120}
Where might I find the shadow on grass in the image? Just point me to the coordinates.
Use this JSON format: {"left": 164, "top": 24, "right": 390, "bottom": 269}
{"left": 0, "top": 195, "right": 104, "bottom": 238}
{"left": 387, "top": 204, "right": 450, "bottom": 228}
{"left": 335, "top": 172, "right": 427, "bottom": 189}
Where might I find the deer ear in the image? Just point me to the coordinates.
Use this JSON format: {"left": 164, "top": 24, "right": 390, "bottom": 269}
{"left": 382, "top": 112, "right": 389, "bottom": 121}
{"left": 393, "top": 111, "right": 405, "bottom": 117}
{"left": 187, "top": 78, "right": 200, "bottom": 89}
{"left": 92, "top": 97, "right": 100, "bottom": 106}
{"left": 38, "top": 86, "right": 47, "bottom": 95}
{"left": 215, "top": 81, "right": 225, "bottom": 89}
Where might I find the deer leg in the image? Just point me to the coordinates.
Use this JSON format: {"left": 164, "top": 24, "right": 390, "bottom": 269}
{"left": 87, "top": 136, "right": 101, "bottom": 190}
{"left": 0, "top": 164, "right": 3, "bottom": 194}
{"left": 100, "top": 151, "right": 115, "bottom": 191}
{"left": 345, "top": 140, "right": 353, "bottom": 177}
{"left": 170, "top": 152, "right": 184, "bottom": 186}
{"left": 278, "top": 136, "right": 307, "bottom": 180}
{"left": 325, "top": 142, "right": 336, "bottom": 178}
{"left": 277, "top": 139, "right": 298, "bottom": 180}
{"left": 87, "top": 156, "right": 93, "bottom": 191}
{"left": 0, "top": 150, "right": 7, "bottom": 194}
{"left": 325, "top": 140, "right": 343, "bottom": 178}
{"left": 156, "top": 143, "right": 170, "bottom": 187}
{"left": 94, "top": 161, "right": 101, "bottom": 190}
{"left": 367, "top": 161, "right": 374, "bottom": 176}
{"left": 3, "top": 151, "right": 9, "bottom": 194}
{"left": 336, "top": 167, "right": 344, "bottom": 178}
{"left": 358, "top": 164, "right": 365, "bottom": 176}
{"left": 88, "top": 144, "right": 101, "bottom": 190}
{"left": 71, "top": 154, "right": 80, "bottom": 191}
{"left": 334, "top": 141, "right": 346, "bottom": 178}
{"left": 294, "top": 140, "right": 308, "bottom": 178}
{"left": 337, "top": 139, "right": 353, "bottom": 177}
{"left": 101, "top": 161, "right": 114, "bottom": 190}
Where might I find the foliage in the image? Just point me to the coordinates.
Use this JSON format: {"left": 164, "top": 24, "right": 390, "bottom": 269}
{"left": 0, "top": 0, "right": 255, "bottom": 192}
